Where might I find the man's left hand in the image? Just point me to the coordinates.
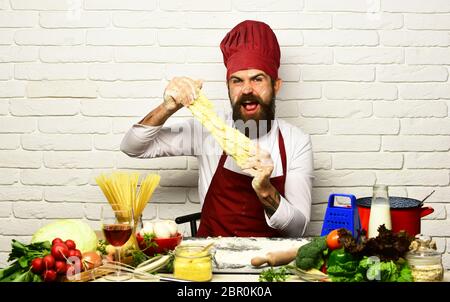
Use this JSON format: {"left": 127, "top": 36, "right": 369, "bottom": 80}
{"left": 241, "top": 146, "right": 274, "bottom": 195}
{"left": 241, "top": 145, "right": 281, "bottom": 217}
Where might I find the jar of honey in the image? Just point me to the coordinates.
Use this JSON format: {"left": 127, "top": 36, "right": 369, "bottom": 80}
{"left": 173, "top": 245, "right": 213, "bottom": 282}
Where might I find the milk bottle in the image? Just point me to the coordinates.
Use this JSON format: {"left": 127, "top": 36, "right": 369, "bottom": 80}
{"left": 368, "top": 184, "right": 392, "bottom": 238}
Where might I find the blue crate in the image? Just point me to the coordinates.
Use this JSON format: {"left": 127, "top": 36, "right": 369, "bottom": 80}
{"left": 320, "top": 193, "right": 361, "bottom": 238}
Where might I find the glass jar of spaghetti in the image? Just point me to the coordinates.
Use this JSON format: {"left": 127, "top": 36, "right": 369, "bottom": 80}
{"left": 173, "top": 245, "right": 213, "bottom": 282}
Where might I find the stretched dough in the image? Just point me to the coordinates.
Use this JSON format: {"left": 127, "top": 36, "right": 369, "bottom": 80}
{"left": 188, "top": 91, "right": 254, "bottom": 167}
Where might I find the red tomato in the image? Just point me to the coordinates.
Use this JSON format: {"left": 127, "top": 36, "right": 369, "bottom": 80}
{"left": 326, "top": 229, "right": 342, "bottom": 250}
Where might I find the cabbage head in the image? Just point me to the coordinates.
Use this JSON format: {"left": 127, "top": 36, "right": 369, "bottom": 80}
{"left": 31, "top": 219, "right": 98, "bottom": 253}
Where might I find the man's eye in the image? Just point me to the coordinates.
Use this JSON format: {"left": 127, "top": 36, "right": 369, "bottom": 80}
{"left": 254, "top": 77, "right": 263, "bottom": 82}
{"left": 232, "top": 79, "right": 242, "bottom": 84}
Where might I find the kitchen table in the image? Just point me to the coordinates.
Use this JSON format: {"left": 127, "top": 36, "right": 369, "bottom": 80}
{"left": 91, "top": 236, "right": 450, "bottom": 283}
{"left": 93, "top": 271, "right": 450, "bottom": 282}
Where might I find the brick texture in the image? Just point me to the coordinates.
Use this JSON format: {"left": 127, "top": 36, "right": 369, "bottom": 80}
{"left": 0, "top": 1, "right": 450, "bottom": 269}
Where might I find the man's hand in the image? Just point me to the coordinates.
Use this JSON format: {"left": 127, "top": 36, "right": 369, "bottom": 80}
{"left": 241, "top": 146, "right": 273, "bottom": 193}
{"left": 138, "top": 77, "right": 202, "bottom": 126}
{"left": 241, "top": 146, "right": 281, "bottom": 217}
{"left": 163, "top": 77, "right": 203, "bottom": 112}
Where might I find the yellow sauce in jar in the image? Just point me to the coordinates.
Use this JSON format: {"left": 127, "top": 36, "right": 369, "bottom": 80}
{"left": 173, "top": 245, "right": 212, "bottom": 282}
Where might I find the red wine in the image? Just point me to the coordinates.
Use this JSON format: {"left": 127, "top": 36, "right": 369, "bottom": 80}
{"left": 103, "top": 224, "right": 132, "bottom": 246}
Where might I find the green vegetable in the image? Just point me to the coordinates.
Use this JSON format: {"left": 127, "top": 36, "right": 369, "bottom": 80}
{"left": 326, "top": 248, "right": 363, "bottom": 282}
{"left": 259, "top": 266, "right": 290, "bottom": 282}
{"left": 0, "top": 239, "right": 50, "bottom": 282}
{"left": 358, "top": 256, "right": 413, "bottom": 282}
{"left": 131, "top": 249, "right": 151, "bottom": 267}
{"left": 397, "top": 260, "right": 413, "bottom": 282}
{"left": 31, "top": 219, "right": 98, "bottom": 253}
{"left": 97, "top": 239, "right": 108, "bottom": 255}
{"left": 326, "top": 250, "right": 414, "bottom": 282}
{"left": 143, "top": 232, "right": 158, "bottom": 249}
{"left": 134, "top": 254, "right": 173, "bottom": 274}
{"left": 295, "top": 236, "right": 328, "bottom": 270}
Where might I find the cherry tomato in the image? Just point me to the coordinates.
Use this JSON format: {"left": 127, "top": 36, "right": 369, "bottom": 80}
{"left": 326, "top": 229, "right": 342, "bottom": 250}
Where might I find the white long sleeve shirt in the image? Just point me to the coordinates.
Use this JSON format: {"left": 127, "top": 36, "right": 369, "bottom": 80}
{"left": 120, "top": 115, "right": 314, "bottom": 237}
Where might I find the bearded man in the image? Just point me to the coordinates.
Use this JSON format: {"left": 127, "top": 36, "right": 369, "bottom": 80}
{"left": 121, "top": 20, "right": 313, "bottom": 237}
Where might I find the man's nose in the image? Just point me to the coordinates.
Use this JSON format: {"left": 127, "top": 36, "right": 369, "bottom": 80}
{"left": 241, "top": 81, "right": 253, "bottom": 94}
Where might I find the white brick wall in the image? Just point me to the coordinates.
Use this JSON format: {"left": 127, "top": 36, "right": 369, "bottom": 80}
{"left": 1, "top": 0, "right": 450, "bottom": 269}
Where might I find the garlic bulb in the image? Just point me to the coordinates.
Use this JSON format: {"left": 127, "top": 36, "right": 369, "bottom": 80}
{"left": 165, "top": 220, "right": 178, "bottom": 237}
{"left": 140, "top": 221, "right": 154, "bottom": 236}
{"left": 153, "top": 221, "right": 172, "bottom": 239}
{"left": 140, "top": 220, "right": 178, "bottom": 238}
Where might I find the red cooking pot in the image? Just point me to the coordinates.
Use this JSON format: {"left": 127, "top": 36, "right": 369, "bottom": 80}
{"left": 356, "top": 196, "right": 434, "bottom": 237}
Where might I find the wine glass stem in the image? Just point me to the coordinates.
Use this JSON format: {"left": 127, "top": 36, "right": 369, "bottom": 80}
{"left": 116, "top": 247, "right": 121, "bottom": 276}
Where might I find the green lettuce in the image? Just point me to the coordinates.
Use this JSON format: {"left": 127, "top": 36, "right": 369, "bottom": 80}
{"left": 327, "top": 249, "right": 413, "bottom": 282}
{"left": 358, "top": 256, "right": 413, "bottom": 282}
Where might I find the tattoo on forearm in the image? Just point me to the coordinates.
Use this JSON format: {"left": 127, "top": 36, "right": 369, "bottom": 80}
{"left": 262, "top": 190, "right": 280, "bottom": 218}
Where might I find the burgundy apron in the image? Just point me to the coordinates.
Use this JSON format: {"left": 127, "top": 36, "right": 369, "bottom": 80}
{"left": 197, "top": 130, "right": 287, "bottom": 237}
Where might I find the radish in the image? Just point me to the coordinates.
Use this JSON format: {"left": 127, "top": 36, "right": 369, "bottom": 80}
{"left": 66, "top": 263, "right": 82, "bottom": 277}
{"left": 51, "top": 243, "right": 70, "bottom": 261}
{"left": 42, "top": 270, "right": 57, "bottom": 282}
{"left": 55, "top": 260, "right": 67, "bottom": 275}
{"left": 73, "top": 249, "right": 82, "bottom": 259}
{"left": 52, "top": 238, "right": 63, "bottom": 245}
{"left": 65, "top": 239, "right": 76, "bottom": 250}
{"left": 43, "top": 254, "right": 55, "bottom": 270}
{"left": 31, "top": 257, "right": 44, "bottom": 274}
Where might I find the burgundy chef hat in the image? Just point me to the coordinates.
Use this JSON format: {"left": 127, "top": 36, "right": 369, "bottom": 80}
{"left": 220, "top": 20, "right": 281, "bottom": 80}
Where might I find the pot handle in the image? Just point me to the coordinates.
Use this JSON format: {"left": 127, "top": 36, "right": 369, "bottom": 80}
{"left": 420, "top": 207, "right": 434, "bottom": 218}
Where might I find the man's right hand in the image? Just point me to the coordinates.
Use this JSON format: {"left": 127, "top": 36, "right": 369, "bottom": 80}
{"left": 163, "top": 77, "right": 203, "bottom": 112}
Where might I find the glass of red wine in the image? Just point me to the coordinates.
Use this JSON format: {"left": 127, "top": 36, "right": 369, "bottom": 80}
{"left": 101, "top": 205, "right": 133, "bottom": 281}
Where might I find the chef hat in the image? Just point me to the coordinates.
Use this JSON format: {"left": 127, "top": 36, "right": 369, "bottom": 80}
{"left": 220, "top": 20, "right": 281, "bottom": 80}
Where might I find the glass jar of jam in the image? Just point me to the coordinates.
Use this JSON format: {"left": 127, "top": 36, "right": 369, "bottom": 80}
{"left": 173, "top": 245, "right": 213, "bottom": 282}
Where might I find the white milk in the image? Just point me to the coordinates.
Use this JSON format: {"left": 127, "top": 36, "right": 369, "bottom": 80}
{"left": 368, "top": 201, "right": 392, "bottom": 238}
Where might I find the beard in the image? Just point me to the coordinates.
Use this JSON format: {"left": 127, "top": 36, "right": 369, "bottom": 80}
{"left": 230, "top": 91, "right": 276, "bottom": 138}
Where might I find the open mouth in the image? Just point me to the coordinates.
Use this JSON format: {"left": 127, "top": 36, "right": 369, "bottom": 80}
{"left": 241, "top": 101, "right": 260, "bottom": 115}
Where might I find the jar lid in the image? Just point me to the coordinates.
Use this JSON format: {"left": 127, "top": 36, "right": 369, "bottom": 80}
{"left": 407, "top": 235, "right": 442, "bottom": 265}
{"left": 175, "top": 245, "right": 212, "bottom": 258}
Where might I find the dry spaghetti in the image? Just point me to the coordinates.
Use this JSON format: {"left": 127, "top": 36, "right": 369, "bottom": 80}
{"left": 95, "top": 171, "right": 160, "bottom": 223}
